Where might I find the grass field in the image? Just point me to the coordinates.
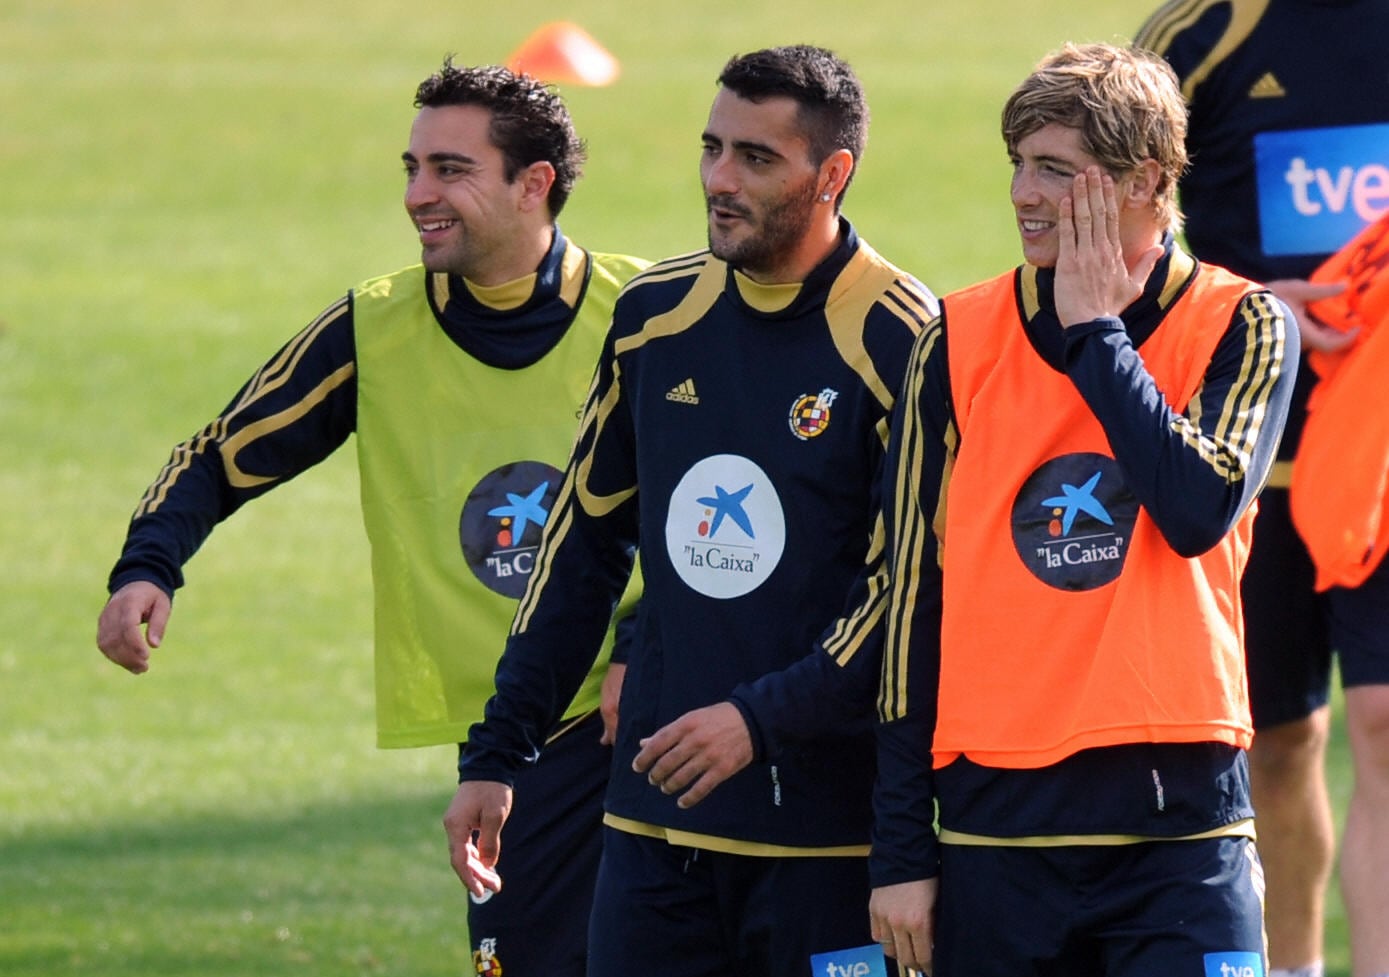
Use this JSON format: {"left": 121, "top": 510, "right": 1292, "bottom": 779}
{"left": 0, "top": 0, "right": 1355, "bottom": 974}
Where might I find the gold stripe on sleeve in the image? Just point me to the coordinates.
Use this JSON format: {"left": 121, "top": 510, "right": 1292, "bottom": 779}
{"left": 1171, "top": 290, "right": 1285, "bottom": 486}
{"left": 134, "top": 297, "right": 351, "bottom": 515}
{"left": 879, "top": 321, "right": 944, "bottom": 721}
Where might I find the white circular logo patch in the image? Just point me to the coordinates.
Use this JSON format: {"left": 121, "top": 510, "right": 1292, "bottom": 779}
{"left": 664, "top": 454, "right": 785, "bottom": 599}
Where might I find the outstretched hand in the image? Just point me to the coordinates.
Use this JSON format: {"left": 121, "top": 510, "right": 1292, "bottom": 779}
{"left": 1054, "top": 166, "right": 1160, "bottom": 329}
{"left": 631, "top": 702, "right": 754, "bottom": 809}
{"left": 1264, "top": 278, "right": 1355, "bottom": 353}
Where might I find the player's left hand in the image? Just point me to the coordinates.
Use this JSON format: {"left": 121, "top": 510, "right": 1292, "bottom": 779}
{"left": 1054, "top": 166, "right": 1160, "bottom": 328}
{"left": 442, "top": 780, "right": 511, "bottom": 899}
{"left": 870, "top": 877, "right": 938, "bottom": 974}
{"left": 631, "top": 702, "right": 753, "bottom": 808}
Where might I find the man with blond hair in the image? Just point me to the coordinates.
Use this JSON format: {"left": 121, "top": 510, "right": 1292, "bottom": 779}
{"left": 867, "top": 43, "right": 1296, "bottom": 975}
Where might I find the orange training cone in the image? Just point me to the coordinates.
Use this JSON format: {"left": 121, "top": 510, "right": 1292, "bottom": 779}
{"left": 506, "top": 22, "right": 620, "bottom": 87}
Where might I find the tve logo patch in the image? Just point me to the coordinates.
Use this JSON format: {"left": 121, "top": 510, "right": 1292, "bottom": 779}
{"left": 1255, "top": 122, "right": 1389, "bottom": 256}
{"left": 809, "top": 943, "right": 889, "bottom": 977}
{"left": 1203, "top": 950, "right": 1265, "bottom": 977}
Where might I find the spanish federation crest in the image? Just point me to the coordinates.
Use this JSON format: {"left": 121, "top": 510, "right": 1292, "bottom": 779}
{"left": 473, "top": 937, "right": 503, "bottom": 976}
{"left": 788, "top": 387, "right": 838, "bottom": 440}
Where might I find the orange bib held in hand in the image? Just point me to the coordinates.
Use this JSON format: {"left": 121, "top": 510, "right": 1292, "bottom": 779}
{"left": 1290, "top": 211, "right": 1389, "bottom": 590}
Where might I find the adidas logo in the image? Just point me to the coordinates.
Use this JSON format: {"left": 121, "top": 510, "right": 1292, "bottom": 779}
{"left": 666, "top": 378, "right": 699, "bottom": 405}
{"left": 1248, "top": 72, "right": 1286, "bottom": 99}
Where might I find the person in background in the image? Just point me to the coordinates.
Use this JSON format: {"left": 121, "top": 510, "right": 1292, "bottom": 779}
{"left": 1137, "top": 4, "right": 1389, "bottom": 974}
{"left": 444, "top": 44, "right": 938, "bottom": 977}
{"left": 868, "top": 42, "right": 1296, "bottom": 976}
{"left": 96, "top": 58, "right": 645, "bottom": 977}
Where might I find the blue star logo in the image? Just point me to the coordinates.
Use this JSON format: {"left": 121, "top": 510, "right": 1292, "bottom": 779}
{"left": 1041, "top": 470, "right": 1114, "bottom": 535}
{"left": 697, "top": 483, "right": 755, "bottom": 539}
{"left": 488, "top": 481, "right": 550, "bottom": 544}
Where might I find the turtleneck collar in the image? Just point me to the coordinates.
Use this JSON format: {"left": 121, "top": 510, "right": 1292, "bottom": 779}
{"left": 423, "top": 225, "right": 593, "bottom": 370}
{"left": 722, "top": 218, "right": 860, "bottom": 320}
{"left": 429, "top": 224, "right": 569, "bottom": 320}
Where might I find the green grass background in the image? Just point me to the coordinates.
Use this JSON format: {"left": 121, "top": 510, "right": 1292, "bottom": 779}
{"left": 0, "top": 0, "right": 1354, "bottom": 974}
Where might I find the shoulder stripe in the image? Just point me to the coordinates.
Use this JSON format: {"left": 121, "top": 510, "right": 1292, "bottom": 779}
{"left": 231, "top": 296, "right": 348, "bottom": 415}
{"left": 1135, "top": 0, "right": 1219, "bottom": 55}
{"left": 621, "top": 250, "right": 710, "bottom": 292}
{"left": 614, "top": 256, "right": 724, "bottom": 357}
{"left": 134, "top": 296, "right": 353, "bottom": 516}
{"left": 1134, "top": 0, "right": 1273, "bottom": 100}
{"left": 827, "top": 251, "right": 926, "bottom": 411}
{"left": 883, "top": 281, "right": 936, "bottom": 334}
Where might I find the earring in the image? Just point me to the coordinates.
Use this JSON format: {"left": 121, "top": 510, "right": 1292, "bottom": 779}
{"left": 820, "top": 192, "right": 832, "bottom": 202}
